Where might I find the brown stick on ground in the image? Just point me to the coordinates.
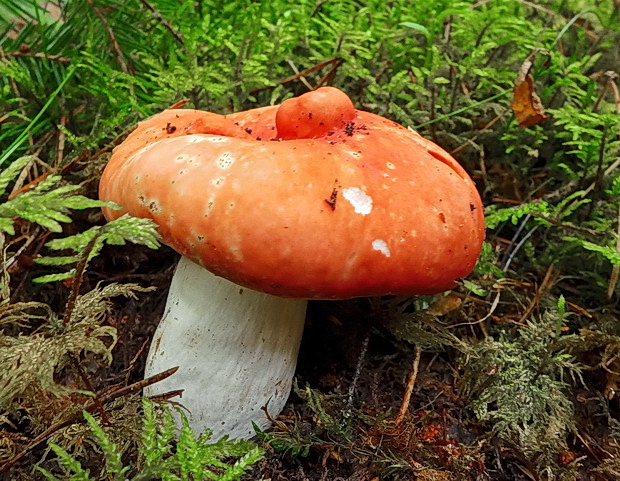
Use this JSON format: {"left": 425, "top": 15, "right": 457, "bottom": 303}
{"left": 395, "top": 345, "right": 422, "bottom": 425}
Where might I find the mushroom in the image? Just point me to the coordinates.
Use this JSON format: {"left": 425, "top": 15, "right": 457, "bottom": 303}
{"left": 99, "top": 87, "right": 485, "bottom": 439}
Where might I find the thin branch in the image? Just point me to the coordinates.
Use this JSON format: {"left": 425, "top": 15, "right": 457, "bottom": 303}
{"left": 287, "top": 60, "right": 314, "bottom": 91}
{"left": 249, "top": 57, "right": 343, "bottom": 95}
{"left": 62, "top": 234, "right": 100, "bottom": 326}
{"left": 395, "top": 345, "right": 422, "bottom": 425}
{"left": 0, "top": 51, "right": 71, "bottom": 64}
{"left": 609, "top": 203, "right": 620, "bottom": 298}
{"left": 137, "top": 0, "right": 184, "bottom": 45}
{"left": 518, "top": 264, "right": 556, "bottom": 324}
{"left": 86, "top": 0, "right": 135, "bottom": 100}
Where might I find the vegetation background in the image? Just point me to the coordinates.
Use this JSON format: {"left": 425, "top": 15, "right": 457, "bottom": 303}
{"left": 0, "top": 0, "right": 618, "bottom": 480}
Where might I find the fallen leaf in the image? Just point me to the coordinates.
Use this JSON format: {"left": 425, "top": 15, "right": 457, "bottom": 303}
{"left": 510, "top": 50, "right": 549, "bottom": 128}
{"left": 426, "top": 292, "right": 462, "bottom": 316}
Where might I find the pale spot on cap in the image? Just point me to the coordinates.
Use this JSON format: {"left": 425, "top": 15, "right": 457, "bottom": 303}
{"left": 372, "top": 239, "right": 391, "bottom": 257}
{"left": 342, "top": 187, "right": 373, "bottom": 215}
{"left": 216, "top": 152, "right": 235, "bottom": 169}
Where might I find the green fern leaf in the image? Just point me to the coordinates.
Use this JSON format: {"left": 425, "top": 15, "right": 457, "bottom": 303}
{"left": 84, "top": 411, "right": 130, "bottom": 479}
{"left": 37, "top": 443, "right": 95, "bottom": 481}
{"left": 0, "top": 173, "right": 111, "bottom": 234}
{"left": 563, "top": 237, "right": 620, "bottom": 266}
{"left": 0, "top": 156, "right": 32, "bottom": 197}
{"left": 35, "top": 215, "right": 160, "bottom": 283}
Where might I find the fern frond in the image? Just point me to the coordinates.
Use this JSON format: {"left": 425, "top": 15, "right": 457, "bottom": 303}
{"left": 563, "top": 237, "right": 620, "bottom": 266}
{"left": 0, "top": 156, "right": 31, "bottom": 196}
{"left": 0, "top": 170, "right": 110, "bottom": 235}
{"left": 35, "top": 215, "right": 161, "bottom": 283}
{"left": 83, "top": 411, "right": 130, "bottom": 480}
{"left": 37, "top": 442, "right": 95, "bottom": 481}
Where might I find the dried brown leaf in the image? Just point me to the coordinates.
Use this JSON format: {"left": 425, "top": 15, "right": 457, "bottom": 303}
{"left": 511, "top": 50, "right": 549, "bottom": 128}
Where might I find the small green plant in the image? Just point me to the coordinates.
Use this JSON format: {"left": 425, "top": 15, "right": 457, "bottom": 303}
{"left": 459, "top": 297, "right": 582, "bottom": 471}
{"left": 37, "top": 398, "right": 264, "bottom": 480}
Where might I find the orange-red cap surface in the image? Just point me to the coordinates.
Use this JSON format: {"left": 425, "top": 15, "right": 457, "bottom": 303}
{"left": 99, "top": 87, "right": 485, "bottom": 299}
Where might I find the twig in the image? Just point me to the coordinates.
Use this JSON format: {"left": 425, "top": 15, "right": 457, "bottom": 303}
{"left": 395, "top": 345, "right": 422, "bottom": 425}
{"left": 518, "top": 264, "right": 556, "bottom": 324}
{"left": 9, "top": 157, "right": 36, "bottom": 198}
{"left": 501, "top": 214, "right": 532, "bottom": 269}
{"left": 169, "top": 99, "right": 190, "bottom": 110}
{"left": 61, "top": 235, "right": 111, "bottom": 423}
{"left": 0, "top": 51, "right": 71, "bottom": 64}
{"left": 315, "top": 57, "right": 344, "bottom": 88}
{"left": 124, "top": 338, "right": 150, "bottom": 386}
{"left": 592, "top": 71, "right": 615, "bottom": 112}
{"left": 596, "top": 72, "right": 620, "bottom": 298}
{"left": 450, "top": 112, "right": 505, "bottom": 155}
{"left": 609, "top": 203, "right": 620, "bottom": 298}
{"left": 137, "top": 0, "right": 184, "bottom": 45}
{"left": 503, "top": 225, "right": 539, "bottom": 273}
{"left": 148, "top": 389, "right": 184, "bottom": 401}
{"left": 249, "top": 57, "right": 343, "bottom": 95}
{"left": 62, "top": 234, "right": 100, "bottom": 326}
{"left": 86, "top": 0, "right": 134, "bottom": 99}
{"left": 478, "top": 290, "right": 502, "bottom": 324}
{"left": 528, "top": 212, "right": 604, "bottom": 237}
{"left": 0, "top": 367, "right": 179, "bottom": 474}
{"left": 287, "top": 60, "right": 314, "bottom": 91}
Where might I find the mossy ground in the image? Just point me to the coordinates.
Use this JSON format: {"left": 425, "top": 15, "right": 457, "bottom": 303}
{"left": 1, "top": 1, "right": 619, "bottom": 479}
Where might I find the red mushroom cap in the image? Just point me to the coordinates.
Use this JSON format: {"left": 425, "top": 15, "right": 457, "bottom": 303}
{"left": 99, "top": 88, "right": 485, "bottom": 299}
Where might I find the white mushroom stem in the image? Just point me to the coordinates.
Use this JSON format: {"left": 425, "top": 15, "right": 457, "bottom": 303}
{"left": 143, "top": 256, "right": 307, "bottom": 440}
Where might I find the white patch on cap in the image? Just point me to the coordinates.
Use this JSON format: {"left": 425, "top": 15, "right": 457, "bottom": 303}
{"left": 342, "top": 187, "right": 373, "bottom": 215}
{"left": 386, "top": 162, "right": 395, "bottom": 170}
{"left": 216, "top": 152, "right": 234, "bottom": 169}
{"left": 372, "top": 239, "right": 391, "bottom": 257}
{"left": 212, "top": 176, "right": 226, "bottom": 186}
